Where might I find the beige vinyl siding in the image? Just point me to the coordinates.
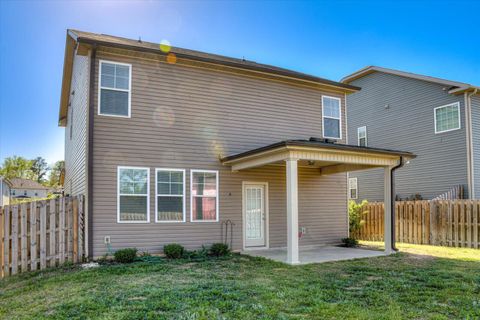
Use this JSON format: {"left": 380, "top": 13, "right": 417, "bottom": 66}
{"left": 90, "top": 49, "right": 348, "bottom": 256}
{"left": 64, "top": 53, "right": 89, "bottom": 196}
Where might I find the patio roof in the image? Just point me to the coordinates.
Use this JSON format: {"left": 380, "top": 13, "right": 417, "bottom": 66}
{"left": 221, "top": 139, "right": 416, "bottom": 172}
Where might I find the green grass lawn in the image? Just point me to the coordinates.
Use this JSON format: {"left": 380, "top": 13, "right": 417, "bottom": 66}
{"left": 1, "top": 243, "right": 479, "bottom": 320}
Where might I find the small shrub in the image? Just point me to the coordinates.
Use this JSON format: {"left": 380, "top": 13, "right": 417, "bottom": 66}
{"left": 210, "top": 243, "right": 230, "bottom": 257}
{"left": 114, "top": 248, "right": 137, "bottom": 263}
{"left": 341, "top": 237, "right": 358, "bottom": 248}
{"left": 164, "top": 243, "right": 185, "bottom": 259}
{"left": 348, "top": 200, "right": 368, "bottom": 238}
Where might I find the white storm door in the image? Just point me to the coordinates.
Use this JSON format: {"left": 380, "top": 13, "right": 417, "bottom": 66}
{"left": 244, "top": 184, "right": 266, "bottom": 247}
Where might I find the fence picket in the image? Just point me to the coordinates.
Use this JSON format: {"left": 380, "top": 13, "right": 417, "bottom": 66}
{"left": 20, "top": 203, "right": 27, "bottom": 272}
{"left": 11, "top": 206, "right": 18, "bottom": 275}
{"left": 40, "top": 203, "right": 47, "bottom": 270}
{"left": 30, "top": 202, "right": 37, "bottom": 271}
{"left": 49, "top": 199, "right": 56, "bottom": 267}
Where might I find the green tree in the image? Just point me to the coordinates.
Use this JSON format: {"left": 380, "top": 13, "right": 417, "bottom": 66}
{"left": 47, "top": 160, "right": 64, "bottom": 187}
{"left": 0, "top": 156, "right": 34, "bottom": 180}
{"left": 31, "top": 157, "right": 49, "bottom": 183}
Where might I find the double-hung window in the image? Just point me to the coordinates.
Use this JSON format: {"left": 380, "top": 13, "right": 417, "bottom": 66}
{"left": 118, "top": 166, "right": 149, "bottom": 223}
{"left": 156, "top": 169, "right": 185, "bottom": 222}
{"left": 322, "top": 96, "right": 342, "bottom": 139}
{"left": 358, "top": 126, "right": 367, "bottom": 146}
{"left": 99, "top": 60, "right": 131, "bottom": 117}
{"left": 434, "top": 102, "right": 460, "bottom": 134}
{"left": 348, "top": 177, "right": 358, "bottom": 200}
{"left": 191, "top": 170, "right": 218, "bottom": 222}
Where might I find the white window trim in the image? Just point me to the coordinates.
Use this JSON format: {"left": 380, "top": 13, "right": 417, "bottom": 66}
{"left": 434, "top": 102, "right": 461, "bottom": 134}
{"left": 321, "top": 95, "right": 342, "bottom": 140}
{"left": 349, "top": 177, "right": 358, "bottom": 200}
{"left": 98, "top": 60, "right": 132, "bottom": 118}
{"left": 357, "top": 126, "right": 367, "bottom": 146}
{"left": 155, "top": 168, "right": 186, "bottom": 223}
{"left": 190, "top": 169, "right": 219, "bottom": 222}
{"left": 117, "top": 166, "right": 150, "bottom": 223}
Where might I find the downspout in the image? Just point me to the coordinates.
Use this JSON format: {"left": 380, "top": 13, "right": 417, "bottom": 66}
{"left": 466, "top": 89, "right": 478, "bottom": 198}
{"left": 87, "top": 45, "right": 97, "bottom": 259}
{"left": 390, "top": 156, "right": 404, "bottom": 252}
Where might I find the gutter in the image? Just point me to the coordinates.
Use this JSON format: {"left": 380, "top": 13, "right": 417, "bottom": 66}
{"left": 390, "top": 156, "right": 404, "bottom": 252}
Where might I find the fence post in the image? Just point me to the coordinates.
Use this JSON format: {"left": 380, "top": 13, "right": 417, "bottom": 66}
{"left": 73, "top": 197, "right": 79, "bottom": 263}
{"left": 78, "top": 195, "right": 84, "bottom": 261}
{"left": 3, "top": 206, "right": 10, "bottom": 277}
{"left": 59, "top": 197, "right": 65, "bottom": 264}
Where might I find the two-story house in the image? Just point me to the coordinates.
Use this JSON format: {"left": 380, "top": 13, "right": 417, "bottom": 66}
{"left": 343, "top": 66, "right": 479, "bottom": 201}
{"left": 59, "top": 30, "right": 413, "bottom": 264}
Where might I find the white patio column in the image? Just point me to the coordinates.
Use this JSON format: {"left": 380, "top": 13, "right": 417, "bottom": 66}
{"left": 384, "top": 166, "right": 393, "bottom": 254}
{"left": 286, "top": 158, "right": 300, "bottom": 264}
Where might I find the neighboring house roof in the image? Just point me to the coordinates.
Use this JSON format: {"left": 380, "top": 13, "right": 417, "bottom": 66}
{"left": 9, "top": 178, "right": 50, "bottom": 190}
{"left": 341, "top": 66, "right": 479, "bottom": 95}
{"left": 59, "top": 29, "right": 361, "bottom": 126}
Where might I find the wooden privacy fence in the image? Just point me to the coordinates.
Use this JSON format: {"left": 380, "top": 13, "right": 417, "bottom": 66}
{"left": 0, "top": 195, "right": 85, "bottom": 278}
{"left": 353, "top": 200, "right": 480, "bottom": 248}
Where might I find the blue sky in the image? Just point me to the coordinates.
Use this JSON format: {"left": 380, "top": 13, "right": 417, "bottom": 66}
{"left": 1, "top": 0, "right": 479, "bottom": 165}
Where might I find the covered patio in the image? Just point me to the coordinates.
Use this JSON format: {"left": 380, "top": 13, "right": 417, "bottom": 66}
{"left": 221, "top": 138, "right": 415, "bottom": 265}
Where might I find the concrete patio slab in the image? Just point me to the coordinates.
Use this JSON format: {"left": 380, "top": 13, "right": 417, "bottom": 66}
{"left": 243, "top": 245, "right": 387, "bottom": 265}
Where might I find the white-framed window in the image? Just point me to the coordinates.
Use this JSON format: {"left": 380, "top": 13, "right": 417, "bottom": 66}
{"left": 358, "top": 126, "right": 367, "bottom": 147}
{"left": 322, "top": 95, "right": 342, "bottom": 139}
{"left": 155, "top": 169, "right": 186, "bottom": 223}
{"left": 117, "top": 166, "right": 150, "bottom": 223}
{"left": 348, "top": 177, "right": 358, "bottom": 200}
{"left": 191, "top": 170, "right": 219, "bottom": 222}
{"left": 434, "top": 102, "right": 460, "bottom": 134}
{"left": 98, "top": 60, "right": 132, "bottom": 117}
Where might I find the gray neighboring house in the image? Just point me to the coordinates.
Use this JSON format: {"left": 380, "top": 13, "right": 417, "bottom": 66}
{"left": 59, "top": 30, "right": 413, "bottom": 263}
{"left": 342, "top": 66, "right": 480, "bottom": 201}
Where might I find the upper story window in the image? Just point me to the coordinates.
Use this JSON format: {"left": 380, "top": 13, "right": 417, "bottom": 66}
{"left": 348, "top": 177, "right": 358, "bottom": 199}
{"left": 322, "top": 96, "right": 342, "bottom": 139}
{"left": 99, "top": 60, "right": 131, "bottom": 117}
{"left": 118, "top": 166, "right": 149, "bottom": 223}
{"left": 191, "top": 170, "right": 218, "bottom": 222}
{"left": 434, "top": 102, "right": 460, "bottom": 134}
{"left": 358, "top": 126, "right": 367, "bottom": 147}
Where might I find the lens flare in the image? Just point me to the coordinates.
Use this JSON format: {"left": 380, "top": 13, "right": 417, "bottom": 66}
{"left": 159, "top": 40, "right": 171, "bottom": 53}
{"left": 166, "top": 53, "right": 177, "bottom": 64}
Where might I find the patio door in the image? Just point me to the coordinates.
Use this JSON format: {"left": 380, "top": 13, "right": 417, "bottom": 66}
{"left": 243, "top": 183, "right": 268, "bottom": 248}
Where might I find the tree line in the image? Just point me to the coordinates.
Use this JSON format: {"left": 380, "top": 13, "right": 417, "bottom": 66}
{"left": 0, "top": 156, "right": 64, "bottom": 187}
